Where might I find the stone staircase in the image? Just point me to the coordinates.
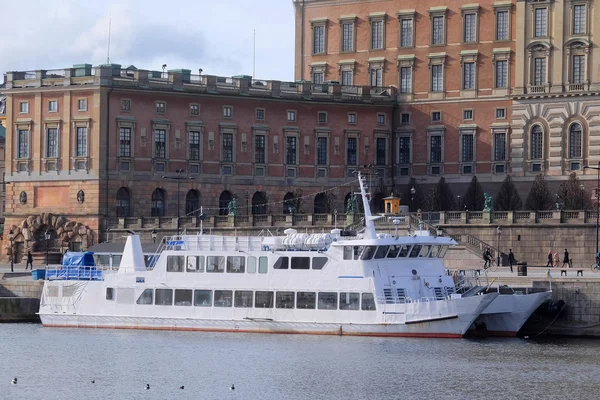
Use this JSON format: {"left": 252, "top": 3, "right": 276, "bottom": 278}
{"left": 0, "top": 284, "right": 17, "bottom": 298}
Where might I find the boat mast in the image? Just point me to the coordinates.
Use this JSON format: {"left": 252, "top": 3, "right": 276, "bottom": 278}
{"left": 357, "top": 171, "right": 377, "bottom": 239}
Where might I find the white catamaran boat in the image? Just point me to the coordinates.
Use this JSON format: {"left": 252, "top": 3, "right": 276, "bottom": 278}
{"left": 39, "top": 173, "right": 498, "bottom": 338}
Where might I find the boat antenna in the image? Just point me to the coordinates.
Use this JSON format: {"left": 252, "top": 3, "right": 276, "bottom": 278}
{"left": 357, "top": 171, "right": 377, "bottom": 239}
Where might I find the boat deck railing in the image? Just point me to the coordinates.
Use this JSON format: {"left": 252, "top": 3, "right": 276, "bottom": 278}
{"left": 45, "top": 266, "right": 103, "bottom": 281}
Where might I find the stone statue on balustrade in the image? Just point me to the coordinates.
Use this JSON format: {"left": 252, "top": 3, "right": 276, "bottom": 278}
{"left": 483, "top": 193, "right": 494, "bottom": 212}
{"left": 227, "top": 198, "right": 238, "bottom": 216}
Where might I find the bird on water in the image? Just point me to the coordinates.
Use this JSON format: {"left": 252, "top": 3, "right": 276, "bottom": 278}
{"left": 11, "top": 378, "right": 17, "bottom": 385}
{"left": 180, "top": 385, "right": 185, "bottom": 390}
{"left": 91, "top": 380, "right": 95, "bottom": 384}
{"left": 230, "top": 384, "right": 235, "bottom": 391}
{"left": 146, "top": 384, "right": 150, "bottom": 390}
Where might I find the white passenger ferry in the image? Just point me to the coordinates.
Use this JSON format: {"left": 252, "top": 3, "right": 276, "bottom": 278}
{"left": 38, "top": 173, "right": 498, "bottom": 338}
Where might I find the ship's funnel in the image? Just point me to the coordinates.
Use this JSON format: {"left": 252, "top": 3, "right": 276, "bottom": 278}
{"left": 119, "top": 234, "right": 146, "bottom": 273}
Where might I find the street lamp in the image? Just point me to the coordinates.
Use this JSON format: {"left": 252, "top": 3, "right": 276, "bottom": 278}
{"left": 580, "top": 183, "right": 585, "bottom": 209}
{"left": 584, "top": 162, "right": 600, "bottom": 257}
{"left": 410, "top": 186, "right": 416, "bottom": 210}
{"left": 45, "top": 229, "right": 51, "bottom": 267}
{"left": 555, "top": 193, "right": 561, "bottom": 210}
{"left": 8, "top": 228, "right": 14, "bottom": 273}
{"left": 162, "top": 169, "right": 193, "bottom": 234}
{"left": 245, "top": 191, "right": 250, "bottom": 216}
{"left": 152, "top": 229, "right": 157, "bottom": 243}
{"left": 496, "top": 226, "right": 502, "bottom": 266}
{"left": 457, "top": 195, "right": 462, "bottom": 211}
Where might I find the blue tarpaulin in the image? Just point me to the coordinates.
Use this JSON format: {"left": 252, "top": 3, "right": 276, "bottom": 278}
{"left": 62, "top": 252, "right": 96, "bottom": 267}
{"left": 46, "top": 251, "right": 102, "bottom": 281}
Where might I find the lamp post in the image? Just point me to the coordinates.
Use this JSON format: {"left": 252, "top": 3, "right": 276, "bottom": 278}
{"left": 245, "top": 191, "right": 250, "bottom": 216}
{"left": 8, "top": 228, "right": 14, "bottom": 273}
{"left": 410, "top": 186, "right": 416, "bottom": 210}
{"left": 152, "top": 229, "right": 157, "bottom": 244}
{"left": 496, "top": 226, "right": 502, "bottom": 266}
{"left": 457, "top": 195, "right": 462, "bottom": 212}
{"left": 45, "top": 229, "right": 51, "bottom": 267}
{"left": 580, "top": 183, "right": 585, "bottom": 209}
{"left": 555, "top": 193, "right": 561, "bottom": 210}
{"left": 584, "top": 162, "right": 600, "bottom": 257}
{"left": 162, "top": 169, "right": 193, "bottom": 234}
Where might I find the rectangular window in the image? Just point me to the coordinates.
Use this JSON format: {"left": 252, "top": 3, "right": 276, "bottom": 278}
{"left": 401, "top": 113, "right": 410, "bottom": 124}
{"left": 318, "top": 292, "right": 338, "bottom": 310}
{"left": 255, "top": 291, "right": 274, "bottom": 308}
{"left": 226, "top": 256, "right": 245, "bottom": 273}
{"left": 17, "top": 129, "right": 29, "bottom": 158}
{"left": 286, "top": 137, "right": 297, "bottom": 165}
{"left": 534, "top": 58, "right": 546, "bottom": 85}
{"left": 376, "top": 138, "right": 386, "bottom": 165}
{"left": 531, "top": 130, "right": 543, "bottom": 160}
{"left": 235, "top": 291, "right": 253, "bottom": 308}
{"left": 313, "top": 25, "right": 325, "bottom": 54}
{"left": 287, "top": 110, "right": 296, "bottom": 122}
{"left": 207, "top": 256, "right": 225, "bottom": 273}
{"left": 48, "top": 100, "right": 58, "bottom": 112}
{"left": 371, "top": 20, "right": 383, "bottom": 49}
{"left": 190, "top": 104, "right": 200, "bottom": 116}
{"left": 400, "top": 67, "right": 412, "bottom": 93}
{"left": 167, "top": 256, "right": 185, "bottom": 272}
{"left": 463, "top": 110, "right": 473, "bottom": 120}
{"left": 496, "top": 10, "right": 509, "bottom": 40}
{"left": 570, "top": 127, "right": 582, "bottom": 158}
{"left": 223, "top": 106, "right": 232, "bottom": 118}
{"left": 573, "top": 5, "right": 586, "bottom": 35}
{"left": 189, "top": 131, "right": 200, "bottom": 160}
{"left": 464, "top": 13, "right": 476, "bottom": 42}
{"left": 401, "top": 19, "right": 413, "bottom": 47}
{"left": 432, "top": 16, "right": 444, "bottom": 45}
{"left": 19, "top": 102, "right": 29, "bottom": 113}
{"left": 341, "top": 70, "right": 353, "bottom": 86}
{"left": 255, "top": 108, "right": 265, "bottom": 121}
{"left": 187, "top": 255, "right": 205, "bottom": 272}
{"left": 119, "top": 128, "right": 131, "bottom": 157}
{"left": 431, "top": 64, "right": 443, "bottom": 92}
{"left": 495, "top": 60, "right": 508, "bottom": 88}
{"left": 276, "top": 291, "right": 295, "bottom": 309}
{"left": 77, "top": 99, "right": 88, "bottom": 111}
{"left": 155, "top": 289, "right": 173, "bottom": 306}
{"left": 154, "top": 129, "right": 166, "bottom": 158}
{"left": 370, "top": 68, "right": 382, "bottom": 87}
{"left": 317, "top": 137, "right": 328, "bottom": 165}
{"left": 258, "top": 256, "right": 268, "bottom": 273}
{"left": 339, "top": 292, "right": 360, "bottom": 310}
{"left": 318, "top": 112, "right": 327, "bottom": 124}
{"left": 341, "top": 22, "right": 354, "bottom": 52}
{"left": 496, "top": 108, "right": 506, "bottom": 119}
{"left": 255, "top": 135, "right": 265, "bottom": 164}
{"left": 222, "top": 133, "right": 233, "bottom": 162}
{"left": 377, "top": 114, "right": 386, "bottom": 125}
{"left": 76, "top": 127, "right": 87, "bottom": 157}
{"left": 46, "top": 128, "right": 58, "bottom": 158}
{"left": 156, "top": 101, "right": 165, "bottom": 114}
{"left": 347, "top": 138, "right": 357, "bottom": 165}
{"left": 362, "top": 293, "right": 376, "bottom": 310}
{"left": 398, "top": 137, "right": 410, "bottom": 164}
{"left": 430, "top": 135, "right": 442, "bottom": 163}
{"left": 296, "top": 292, "right": 316, "bottom": 309}
{"left": 535, "top": 8, "right": 547, "bottom": 37}
{"left": 573, "top": 55, "right": 585, "bottom": 84}
{"left": 313, "top": 72, "right": 324, "bottom": 84}
{"left": 432, "top": 111, "right": 441, "bottom": 122}
{"left": 461, "top": 133, "right": 474, "bottom": 162}
{"left": 194, "top": 290, "right": 212, "bottom": 306}
{"left": 494, "top": 131, "right": 506, "bottom": 161}
{"left": 291, "top": 257, "right": 311, "bottom": 270}
{"left": 214, "top": 290, "right": 232, "bottom": 307}
{"left": 463, "top": 62, "right": 475, "bottom": 90}
{"left": 247, "top": 256, "right": 257, "bottom": 273}
{"left": 106, "top": 288, "right": 114, "bottom": 300}
{"left": 174, "top": 289, "right": 193, "bottom": 306}
{"left": 348, "top": 113, "right": 357, "bottom": 124}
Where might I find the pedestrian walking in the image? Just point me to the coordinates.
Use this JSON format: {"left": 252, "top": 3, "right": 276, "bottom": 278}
{"left": 25, "top": 251, "right": 33, "bottom": 270}
{"left": 482, "top": 248, "right": 491, "bottom": 268}
{"left": 546, "top": 251, "right": 553, "bottom": 268}
{"left": 508, "top": 248, "right": 516, "bottom": 273}
{"left": 553, "top": 251, "right": 560, "bottom": 268}
{"left": 562, "top": 248, "right": 571, "bottom": 268}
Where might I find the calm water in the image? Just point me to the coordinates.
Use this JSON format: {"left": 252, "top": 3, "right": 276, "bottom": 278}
{"left": 1, "top": 324, "right": 600, "bottom": 400}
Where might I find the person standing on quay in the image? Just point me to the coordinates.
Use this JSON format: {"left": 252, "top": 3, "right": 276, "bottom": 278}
{"left": 25, "top": 251, "right": 33, "bottom": 270}
{"left": 562, "top": 249, "right": 571, "bottom": 268}
{"left": 546, "top": 251, "right": 553, "bottom": 268}
{"left": 553, "top": 251, "right": 560, "bottom": 268}
{"left": 508, "top": 249, "right": 516, "bottom": 273}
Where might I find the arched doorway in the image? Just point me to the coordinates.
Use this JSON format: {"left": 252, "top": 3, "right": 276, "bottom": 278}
{"left": 219, "top": 191, "right": 233, "bottom": 216}
{"left": 151, "top": 188, "right": 166, "bottom": 217}
{"left": 283, "top": 192, "right": 295, "bottom": 214}
{"left": 314, "top": 193, "right": 327, "bottom": 214}
{"left": 186, "top": 190, "right": 200, "bottom": 216}
{"left": 251, "top": 192, "right": 268, "bottom": 215}
{"left": 116, "top": 187, "right": 131, "bottom": 217}
{"left": 372, "top": 192, "right": 385, "bottom": 214}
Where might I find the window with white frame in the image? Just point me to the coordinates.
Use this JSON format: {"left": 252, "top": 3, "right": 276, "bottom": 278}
{"left": 156, "top": 101, "right": 166, "bottom": 114}
{"left": 572, "top": 55, "right": 585, "bottom": 84}
{"left": 255, "top": 108, "right": 265, "bottom": 121}
{"left": 534, "top": 57, "right": 546, "bottom": 85}
{"left": 534, "top": 8, "right": 547, "bottom": 37}
{"left": 461, "top": 131, "right": 474, "bottom": 162}
{"left": 313, "top": 24, "right": 325, "bottom": 54}
{"left": 222, "top": 133, "right": 233, "bottom": 163}
{"left": 430, "top": 135, "right": 442, "bottom": 163}
{"left": 431, "top": 64, "right": 443, "bottom": 92}
{"left": 154, "top": 129, "right": 166, "bottom": 158}
{"left": 496, "top": 10, "right": 509, "bottom": 41}
{"left": 530, "top": 125, "right": 543, "bottom": 160}
{"left": 76, "top": 127, "right": 87, "bottom": 157}
{"left": 400, "top": 18, "right": 413, "bottom": 47}
{"left": 77, "top": 99, "right": 88, "bottom": 111}
{"left": 318, "top": 112, "right": 327, "bottom": 124}
{"left": 370, "top": 66, "right": 383, "bottom": 87}
{"left": 573, "top": 4, "right": 586, "bottom": 35}
{"left": 463, "top": 62, "right": 476, "bottom": 90}
{"left": 48, "top": 100, "right": 58, "bottom": 112}
{"left": 496, "top": 108, "right": 506, "bottom": 119}
{"left": 19, "top": 102, "right": 29, "bottom": 113}
{"left": 189, "top": 131, "right": 200, "bottom": 160}
{"left": 348, "top": 112, "right": 357, "bottom": 124}
{"left": 287, "top": 110, "right": 296, "bottom": 122}
{"left": 463, "top": 110, "right": 473, "bottom": 120}
{"left": 432, "top": 16, "right": 444, "bottom": 45}
{"left": 494, "top": 130, "right": 506, "bottom": 161}
{"left": 190, "top": 104, "right": 200, "bottom": 116}
{"left": 341, "top": 70, "right": 353, "bottom": 86}
{"left": 313, "top": 72, "right": 324, "bottom": 84}
{"left": 341, "top": 21, "right": 354, "bottom": 52}
{"left": 223, "top": 106, "right": 233, "bottom": 118}
{"left": 46, "top": 128, "right": 58, "bottom": 158}
{"left": 371, "top": 19, "right": 384, "bottom": 49}
{"left": 119, "top": 127, "right": 131, "bottom": 157}
{"left": 464, "top": 13, "right": 477, "bottom": 43}
{"left": 569, "top": 123, "right": 582, "bottom": 159}
{"left": 255, "top": 134, "right": 266, "bottom": 164}
{"left": 400, "top": 66, "right": 412, "bottom": 93}
{"left": 17, "top": 129, "right": 29, "bottom": 158}
{"left": 377, "top": 113, "right": 386, "bottom": 125}
{"left": 398, "top": 136, "right": 411, "bottom": 164}
{"left": 495, "top": 59, "right": 508, "bottom": 88}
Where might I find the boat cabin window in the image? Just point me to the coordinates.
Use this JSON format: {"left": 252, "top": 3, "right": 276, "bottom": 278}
{"left": 174, "top": 289, "right": 193, "bottom": 306}
{"left": 438, "top": 246, "right": 448, "bottom": 258}
{"left": 343, "top": 246, "right": 353, "bottom": 260}
{"left": 361, "top": 293, "right": 376, "bottom": 310}
{"left": 117, "top": 288, "right": 134, "bottom": 304}
{"left": 339, "top": 292, "right": 360, "bottom": 310}
{"left": 255, "top": 291, "right": 274, "bottom": 308}
{"left": 106, "top": 288, "right": 114, "bottom": 301}
{"left": 387, "top": 245, "right": 400, "bottom": 258}
{"left": 353, "top": 246, "right": 363, "bottom": 260}
{"left": 187, "top": 256, "right": 205, "bottom": 272}
{"left": 276, "top": 291, "right": 295, "bottom": 308}
{"left": 136, "top": 289, "right": 153, "bottom": 305}
{"left": 207, "top": 256, "right": 225, "bottom": 273}
{"left": 194, "top": 290, "right": 212, "bottom": 307}
{"left": 273, "top": 257, "right": 289, "bottom": 270}
{"left": 247, "top": 256, "right": 257, "bottom": 273}
{"left": 429, "top": 245, "right": 440, "bottom": 258}
{"left": 166, "top": 256, "right": 185, "bottom": 272}
{"left": 419, "top": 245, "right": 430, "bottom": 257}
{"left": 374, "top": 246, "right": 389, "bottom": 259}
{"left": 360, "top": 246, "right": 377, "bottom": 260}
{"left": 214, "top": 290, "right": 232, "bottom": 307}
{"left": 258, "top": 256, "right": 268, "bottom": 274}
{"left": 155, "top": 289, "right": 173, "bottom": 306}
{"left": 291, "top": 257, "right": 310, "bottom": 270}
{"left": 318, "top": 292, "right": 338, "bottom": 310}
{"left": 234, "top": 290, "right": 253, "bottom": 308}
{"left": 409, "top": 245, "right": 422, "bottom": 258}
{"left": 398, "top": 245, "right": 410, "bottom": 257}
{"left": 227, "top": 256, "right": 245, "bottom": 273}
{"left": 312, "top": 257, "right": 327, "bottom": 270}
{"left": 296, "top": 292, "right": 316, "bottom": 309}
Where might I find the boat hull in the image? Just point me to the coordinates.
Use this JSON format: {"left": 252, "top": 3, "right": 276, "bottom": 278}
{"left": 469, "top": 291, "right": 552, "bottom": 337}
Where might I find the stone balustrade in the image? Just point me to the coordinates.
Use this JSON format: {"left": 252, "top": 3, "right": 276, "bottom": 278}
{"left": 433, "top": 210, "right": 597, "bottom": 225}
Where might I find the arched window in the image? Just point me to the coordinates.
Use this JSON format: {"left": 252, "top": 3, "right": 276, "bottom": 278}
{"left": 252, "top": 192, "right": 268, "bottom": 215}
{"left": 372, "top": 192, "right": 385, "bottom": 214}
{"left": 569, "top": 123, "right": 582, "bottom": 159}
{"left": 185, "top": 190, "right": 200, "bottom": 216}
{"left": 116, "top": 187, "right": 131, "bottom": 217}
{"left": 283, "top": 192, "right": 295, "bottom": 214}
{"left": 151, "top": 189, "right": 166, "bottom": 217}
{"left": 219, "top": 191, "right": 232, "bottom": 216}
{"left": 314, "top": 193, "right": 328, "bottom": 214}
{"left": 530, "top": 125, "right": 543, "bottom": 160}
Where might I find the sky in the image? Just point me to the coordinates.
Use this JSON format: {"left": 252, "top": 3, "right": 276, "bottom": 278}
{"left": 0, "top": 0, "right": 295, "bottom": 81}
